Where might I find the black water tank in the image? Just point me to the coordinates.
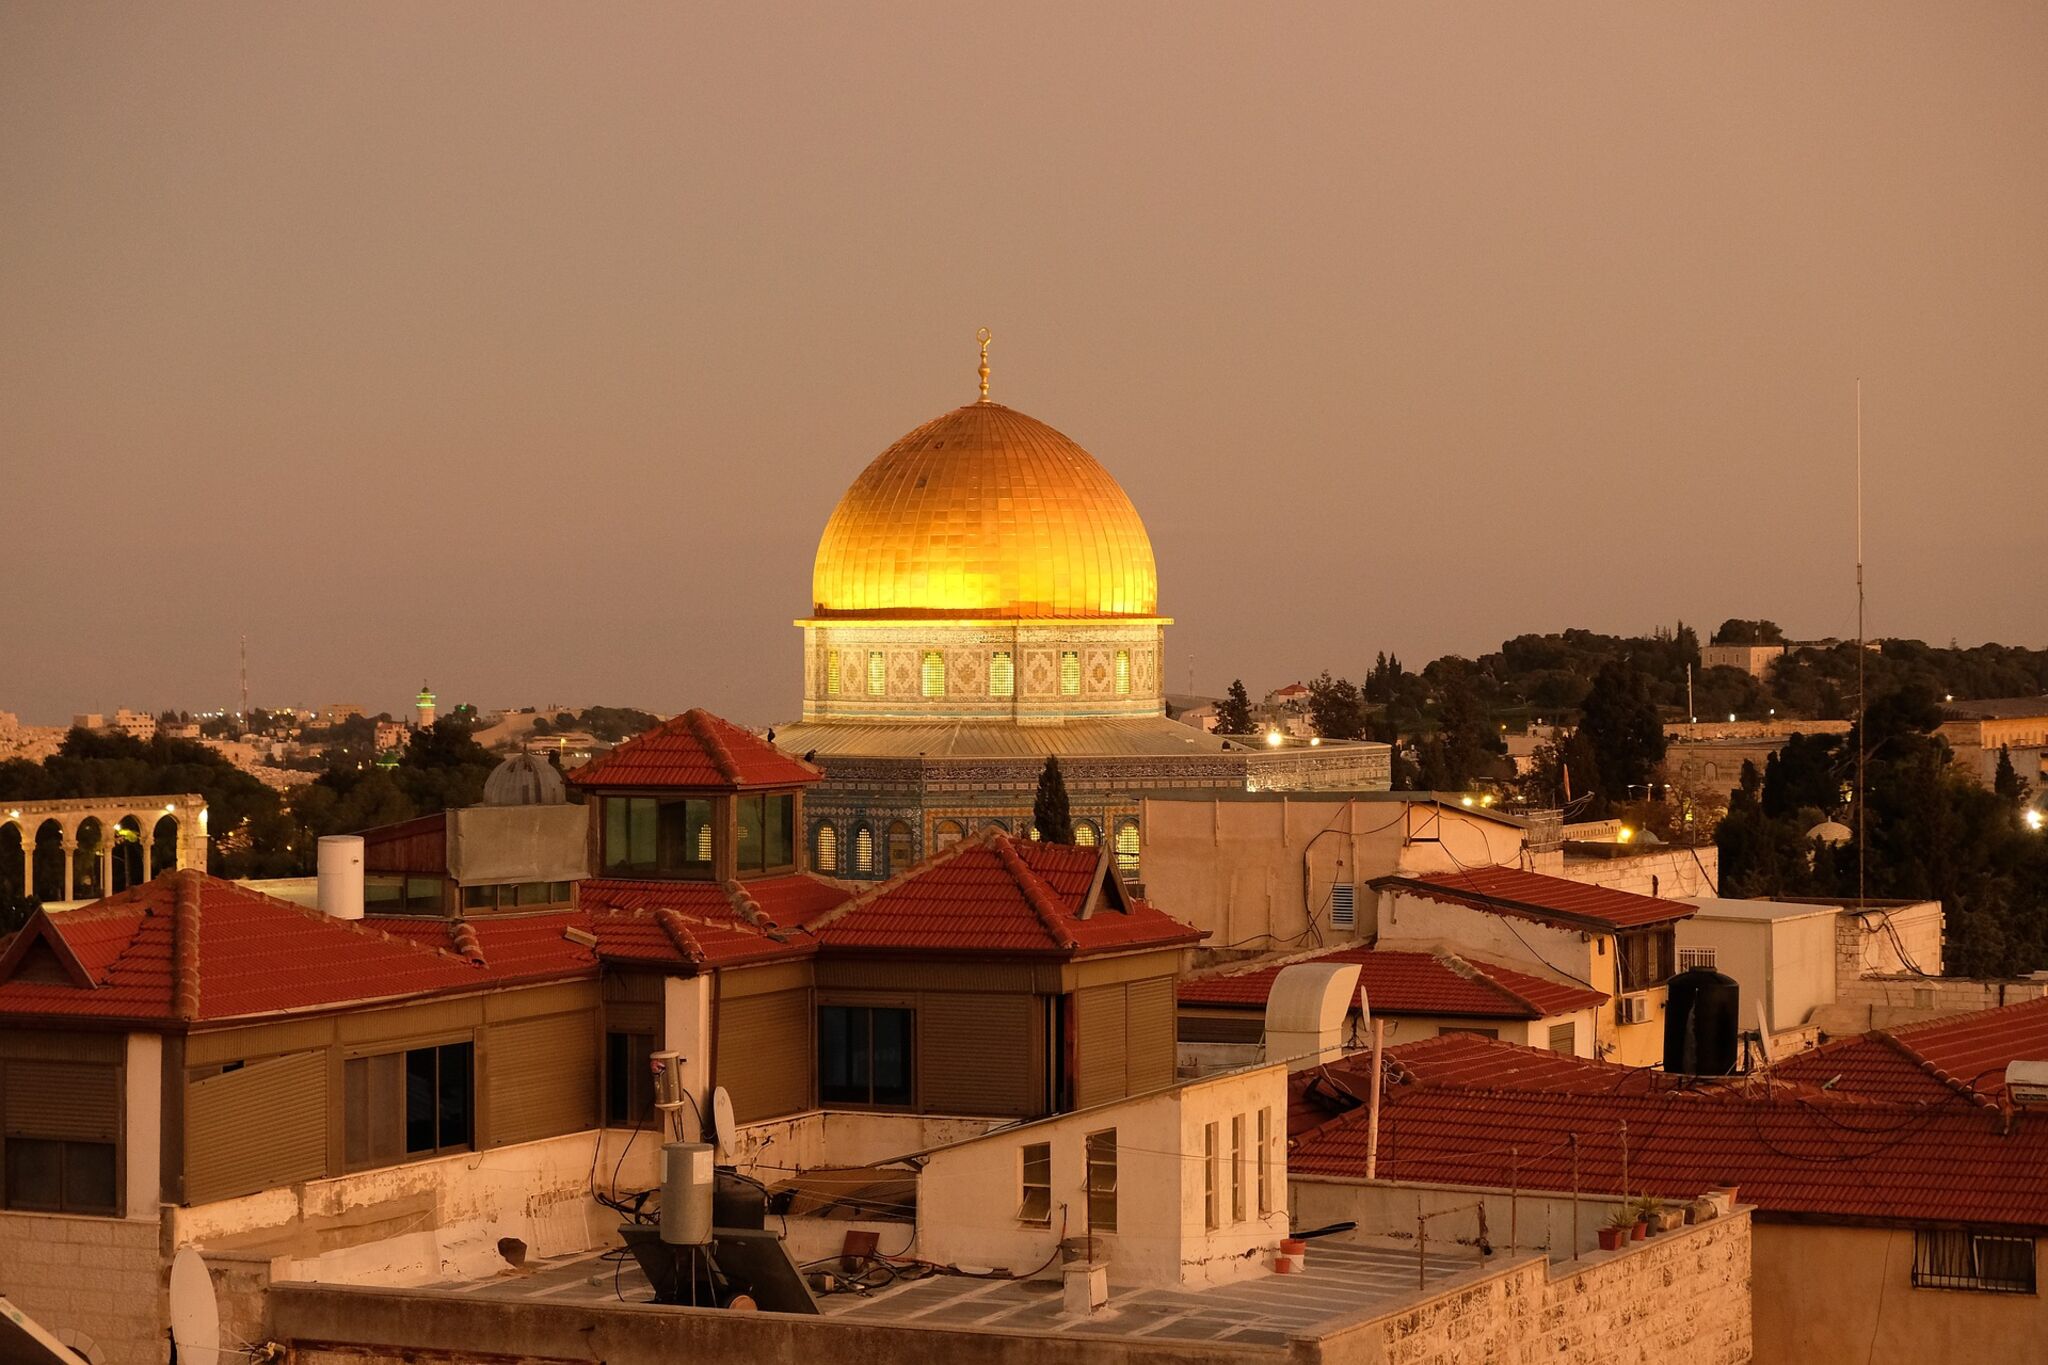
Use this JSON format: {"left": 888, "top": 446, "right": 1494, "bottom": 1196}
{"left": 1663, "top": 967, "right": 1740, "bottom": 1075}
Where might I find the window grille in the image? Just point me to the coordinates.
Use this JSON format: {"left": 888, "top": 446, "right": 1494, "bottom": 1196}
{"left": 933, "top": 819, "right": 965, "bottom": 850}
{"left": 1073, "top": 820, "right": 1099, "bottom": 847}
{"left": 853, "top": 826, "right": 875, "bottom": 875}
{"left": 921, "top": 650, "right": 945, "bottom": 698}
{"left": 1678, "top": 946, "right": 1718, "bottom": 972}
{"left": 1114, "top": 650, "right": 1131, "bottom": 695}
{"left": 814, "top": 823, "right": 838, "bottom": 873}
{"left": 866, "top": 651, "right": 885, "bottom": 696}
{"left": 1114, "top": 820, "right": 1141, "bottom": 879}
{"left": 1913, "top": 1228, "right": 2036, "bottom": 1293}
{"left": 1060, "top": 650, "right": 1081, "bottom": 696}
{"left": 1330, "top": 883, "right": 1356, "bottom": 930}
{"left": 989, "top": 651, "right": 1014, "bottom": 697}
{"left": 825, "top": 650, "right": 840, "bottom": 696}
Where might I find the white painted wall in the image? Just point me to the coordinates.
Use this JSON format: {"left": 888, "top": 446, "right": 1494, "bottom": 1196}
{"left": 170, "top": 1128, "right": 660, "bottom": 1287}
{"left": 916, "top": 1065, "right": 1289, "bottom": 1287}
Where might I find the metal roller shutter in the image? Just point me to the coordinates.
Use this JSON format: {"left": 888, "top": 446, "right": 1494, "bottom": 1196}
{"left": 1125, "top": 977, "right": 1176, "bottom": 1095}
{"left": 921, "top": 994, "right": 1036, "bottom": 1116}
{"left": 488, "top": 1012, "right": 597, "bottom": 1146}
{"left": 716, "top": 989, "right": 811, "bottom": 1122}
{"left": 185, "top": 1051, "right": 327, "bottom": 1202}
{"left": 1075, "top": 984, "right": 1128, "bottom": 1109}
{"left": 2, "top": 1060, "right": 119, "bottom": 1141}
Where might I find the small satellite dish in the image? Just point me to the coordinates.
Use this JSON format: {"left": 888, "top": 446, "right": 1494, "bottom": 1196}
{"left": 168, "top": 1247, "right": 221, "bottom": 1365}
{"left": 711, "top": 1086, "right": 738, "bottom": 1158}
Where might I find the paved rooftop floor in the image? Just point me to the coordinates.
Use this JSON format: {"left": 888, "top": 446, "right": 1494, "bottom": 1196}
{"left": 431, "top": 1237, "right": 1484, "bottom": 1346}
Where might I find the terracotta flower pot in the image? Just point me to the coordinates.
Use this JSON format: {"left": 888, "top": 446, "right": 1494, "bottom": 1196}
{"left": 1631, "top": 1221, "right": 1647, "bottom": 1241}
{"left": 1598, "top": 1226, "right": 1627, "bottom": 1251}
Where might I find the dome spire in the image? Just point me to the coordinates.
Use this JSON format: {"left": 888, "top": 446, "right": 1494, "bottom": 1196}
{"left": 976, "top": 327, "right": 993, "bottom": 402}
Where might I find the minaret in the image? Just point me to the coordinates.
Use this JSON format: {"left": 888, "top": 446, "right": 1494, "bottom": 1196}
{"left": 416, "top": 683, "right": 437, "bottom": 729}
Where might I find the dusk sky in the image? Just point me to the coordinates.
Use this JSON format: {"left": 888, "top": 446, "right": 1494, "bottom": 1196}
{"left": 4, "top": 3, "right": 2042, "bottom": 727}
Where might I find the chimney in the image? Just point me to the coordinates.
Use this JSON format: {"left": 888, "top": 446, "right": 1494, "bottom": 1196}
{"left": 1264, "top": 962, "right": 1364, "bottom": 1070}
{"left": 316, "top": 835, "right": 365, "bottom": 920}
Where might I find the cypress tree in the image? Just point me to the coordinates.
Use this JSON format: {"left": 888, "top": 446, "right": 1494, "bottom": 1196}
{"left": 1033, "top": 755, "right": 1074, "bottom": 843}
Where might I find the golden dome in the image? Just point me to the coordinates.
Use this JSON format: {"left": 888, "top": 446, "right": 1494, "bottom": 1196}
{"left": 811, "top": 402, "right": 1160, "bottom": 619}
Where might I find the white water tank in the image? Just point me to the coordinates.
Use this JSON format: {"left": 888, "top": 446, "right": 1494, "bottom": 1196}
{"left": 316, "top": 836, "right": 365, "bottom": 920}
{"left": 661, "top": 1141, "right": 714, "bottom": 1245}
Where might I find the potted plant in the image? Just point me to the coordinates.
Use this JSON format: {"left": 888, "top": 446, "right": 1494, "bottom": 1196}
{"left": 1599, "top": 1208, "right": 1634, "bottom": 1251}
{"left": 1631, "top": 1195, "right": 1670, "bottom": 1236}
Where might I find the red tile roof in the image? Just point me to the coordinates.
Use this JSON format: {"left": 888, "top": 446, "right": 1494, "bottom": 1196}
{"left": 1178, "top": 944, "right": 1606, "bottom": 1020}
{"left": 566, "top": 709, "right": 820, "bottom": 791}
{"left": 577, "top": 874, "right": 847, "bottom": 968}
{"left": 0, "top": 872, "right": 597, "bottom": 1025}
{"left": 1373, "top": 865, "right": 1694, "bottom": 932}
{"left": 810, "top": 831, "right": 1202, "bottom": 958}
{"left": 1290, "top": 1026, "right": 2048, "bottom": 1232}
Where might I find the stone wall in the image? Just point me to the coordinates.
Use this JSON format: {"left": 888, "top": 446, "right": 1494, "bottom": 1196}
{"left": 0, "top": 1211, "right": 166, "bottom": 1365}
{"left": 1819, "top": 973, "right": 2048, "bottom": 1033}
{"left": 1314, "top": 1211, "right": 1752, "bottom": 1365}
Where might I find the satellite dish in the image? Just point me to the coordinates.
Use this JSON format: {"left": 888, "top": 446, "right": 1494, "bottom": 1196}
{"left": 168, "top": 1247, "right": 221, "bottom": 1365}
{"left": 711, "top": 1086, "right": 738, "bottom": 1159}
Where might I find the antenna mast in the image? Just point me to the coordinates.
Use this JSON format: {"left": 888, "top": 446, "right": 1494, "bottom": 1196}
{"left": 1855, "top": 380, "right": 1866, "bottom": 905}
{"left": 240, "top": 634, "right": 250, "bottom": 728}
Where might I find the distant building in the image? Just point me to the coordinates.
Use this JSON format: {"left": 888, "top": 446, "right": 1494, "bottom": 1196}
{"left": 315, "top": 702, "right": 365, "bottom": 728}
{"left": 415, "top": 682, "right": 437, "bottom": 729}
{"left": 1939, "top": 695, "right": 2048, "bottom": 791}
{"left": 1699, "top": 642, "right": 1789, "bottom": 678}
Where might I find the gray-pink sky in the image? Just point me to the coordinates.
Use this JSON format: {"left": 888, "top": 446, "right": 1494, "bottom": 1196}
{"left": 4, "top": 3, "right": 2043, "bottom": 727}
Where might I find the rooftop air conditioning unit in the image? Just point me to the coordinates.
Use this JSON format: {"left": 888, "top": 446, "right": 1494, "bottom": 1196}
{"left": 2006, "top": 1061, "right": 2048, "bottom": 1107}
{"left": 1617, "top": 993, "right": 1653, "bottom": 1026}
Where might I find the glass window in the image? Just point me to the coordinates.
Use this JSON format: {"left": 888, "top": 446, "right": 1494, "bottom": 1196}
{"left": 1114, "top": 650, "right": 1131, "bottom": 695}
{"left": 1115, "top": 820, "right": 1141, "bottom": 879}
{"left": 1230, "top": 1113, "right": 1246, "bottom": 1223}
{"left": 404, "top": 876, "right": 443, "bottom": 913}
{"left": 853, "top": 826, "right": 875, "bottom": 875}
{"left": 737, "top": 794, "right": 795, "bottom": 874}
{"left": 550, "top": 881, "right": 573, "bottom": 903}
{"left": 814, "top": 822, "right": 838, "bottom": 873}
{"left": 1914, "top": 1228, "right": 2037, "bottom": 1293}
{"left": 346, "top": 1041, "right": 473, "bottom": 1170}
{"left": 462, "top": 883, "right": 498, "bottom": 912}
{"left": 922, "top": 650, "right": 945, "bottom": 698}
{"left": 1074, "top": 820, "right": 1098, "bottom": 847}
{"left": 1060, "top": 650, "right": 1081, "bottom": 697}
{"left": 886, "top": 821, "right": 914, "bottom": 874}
{"left": 363, "top": 876, "right": 406, "bottom": 911}
{"left": 2, "top": 1138, "right": 117, "bottom": 1216}
{"left": 825, "top": 650, "right": 841, "bottom": 696}
{"left": 989, "top": 651, "right": 1014, "bottom": 698}
{"left": 933, "top": 819, "right": 964, "bottom": 850}
{"left": 1018, "top": 1142, "right": 1052, "bottom": 1225}
{"left": 1256, "top": 1107, "right": 1273, "bottom": 1214}
{"left": 1203, "top": 1121, "right": 1220, "bottom": 1230}
{"left": 867, "top": 651, "right": 885, "bottom": 697}
{"left": 817, "top": 1005, "right": 914, "bottom": 1107}
{"left": 1086, "top": 1129, "right": 1118, "bottom": 1232}
{"left": 606, "top": 1031, "right": 656, "bottom": 1126}
{"left": 603, "top": 797, "right": 715, "bottom": 879}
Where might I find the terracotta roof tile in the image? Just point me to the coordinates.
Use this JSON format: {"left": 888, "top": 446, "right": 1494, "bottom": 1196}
{"left": 0, "top": 874, "right": 598, "bottom": 1024}
{"left": 1179, "top": 945, "right": 1606, "bottom": 1020}
{"left": 1289, "top": 1029, "right": 2048, "bottom": 1231}
{"left": 1374, "top": 866, "right": 1694, "bottom": 932}
{"left": 566, "top": 709, "right": 820, "bottom": 791}
{"left": 812, "top": 833, "right": 1200, "bottom": 958}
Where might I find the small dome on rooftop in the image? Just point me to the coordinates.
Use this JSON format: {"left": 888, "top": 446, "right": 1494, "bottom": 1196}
{"left": 1807, "top": 820, "right": 1852, "bottom": 845}
{"left": 484, "top": 751, "right": 567, "bottom": 806}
